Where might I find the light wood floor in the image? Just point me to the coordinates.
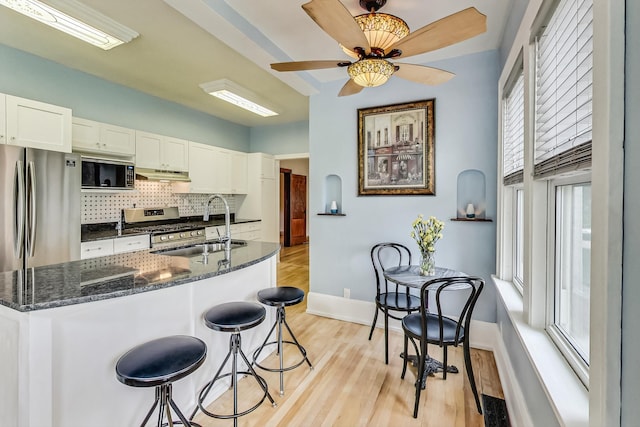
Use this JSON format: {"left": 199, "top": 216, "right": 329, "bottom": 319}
{"left": 193, "top": 243, "right": 504, "bottom": 427}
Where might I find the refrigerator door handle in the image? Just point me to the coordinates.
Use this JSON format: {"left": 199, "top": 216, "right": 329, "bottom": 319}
{"left": 26, "top": 160, "right": 37, "bottom": 257}
{"left": 14, "top": 160, "right": 25, "bottom": 258}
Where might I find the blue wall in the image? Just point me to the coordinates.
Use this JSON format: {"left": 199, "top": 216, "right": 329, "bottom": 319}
{"left": 0, "top": 43, "right": 250, "bottom": 151}
{"left": 308, "top": 50, "right": 500, "bottom": 322}
{"left": 499, "top": 0, "right": 529, "bottom": 69}
{"left": 249, "top": 120, "right": 309, "bottom": 154}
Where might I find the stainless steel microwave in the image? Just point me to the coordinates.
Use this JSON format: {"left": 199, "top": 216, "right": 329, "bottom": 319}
{"left": 81, "top": 158, "right": 135, "bottom": 189}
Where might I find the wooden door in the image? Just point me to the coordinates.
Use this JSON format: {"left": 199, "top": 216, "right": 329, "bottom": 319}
{"left": 290, "top": 174, "right": 307, "bottom": 245}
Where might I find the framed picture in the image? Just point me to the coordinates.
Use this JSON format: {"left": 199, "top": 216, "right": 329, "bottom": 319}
{"left": 358, "top": 99, "right": 435, "bottom": 196}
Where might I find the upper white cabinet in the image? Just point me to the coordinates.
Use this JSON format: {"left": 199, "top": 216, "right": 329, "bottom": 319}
{"left": 135, "top": 131, "right": 188, "bottom": 171}
{"left": 5, "top": 95, "right": 71, "bottom": 153}
{"left": 231, "top": 151, "right": 248, "bottom": 194}
{"left": 237, "top": 153, "right": 278, "bottom": 242}
{"left": 72, "top": 117, "right": 135, "bottom": 156}
{"left": 0, "top": 94, "right": 6, "bottom": 144}
{"left": 186, "top": 142, "right": 247, "bottom": 194}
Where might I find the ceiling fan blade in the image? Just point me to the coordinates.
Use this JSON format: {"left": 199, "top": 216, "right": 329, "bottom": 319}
{"left": 271, "top": 60, "right": 348, "bottom": 72}
{"left": 302, "top": 0, "right": 370, "bottom": 53}
{"left": 390, "top": 7, "right": 487, "bottom": 59}
{"left": 394, "top": 63, "right": 455, "bottom": 85}
{"left": 338, "top": 79, "right": 364, "bottom": 97}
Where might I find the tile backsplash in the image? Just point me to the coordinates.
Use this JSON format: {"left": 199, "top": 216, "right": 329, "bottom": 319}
{"left": 81, "top": 181, "right": 238, "bottom": 224}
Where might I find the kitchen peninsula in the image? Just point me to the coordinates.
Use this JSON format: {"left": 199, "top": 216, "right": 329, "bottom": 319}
{"left": 0, "top": 240, "right": 280, "bottom": 427}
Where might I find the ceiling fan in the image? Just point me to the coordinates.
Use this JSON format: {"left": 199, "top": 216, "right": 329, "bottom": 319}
{"left": 271, "top": 0, "right": 487, "bottom": 96}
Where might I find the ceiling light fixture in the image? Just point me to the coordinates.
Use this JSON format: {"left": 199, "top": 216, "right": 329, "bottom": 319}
{"left": 0, "top": 0, "right": 139, "bottom": 50}
{"left": 347, "top": 58, "right": 395, "bottom": 87}
{"left": 341, "top": 12, "right": 409, "bottom": 59}
{"left": 199, "top": 79, "right": 279, "bottom": 118}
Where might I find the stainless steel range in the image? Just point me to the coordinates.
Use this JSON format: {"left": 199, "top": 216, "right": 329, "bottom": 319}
{"left": 122, "top": 207, "right": 205, "bottom": 249}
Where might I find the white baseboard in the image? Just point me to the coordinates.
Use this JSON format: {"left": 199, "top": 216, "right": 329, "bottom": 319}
{"left": 306, "top": 291, "right": 531, "bottom": 427}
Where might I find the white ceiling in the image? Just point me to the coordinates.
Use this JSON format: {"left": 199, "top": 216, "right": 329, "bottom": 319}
{"left": 0, "top": 0, "right": 511, "bottom": 127}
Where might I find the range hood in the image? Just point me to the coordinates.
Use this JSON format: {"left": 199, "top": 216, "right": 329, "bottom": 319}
{"left": 135, "top": 168, "right": 191, "bottom": 182}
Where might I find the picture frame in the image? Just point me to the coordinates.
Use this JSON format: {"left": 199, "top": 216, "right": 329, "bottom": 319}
{"left": 358, "top": 99, "right": 435, "bottom": 196}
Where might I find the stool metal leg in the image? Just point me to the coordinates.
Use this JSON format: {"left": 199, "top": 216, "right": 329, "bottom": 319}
{"left": 253, "top": 306, "right": 313, "bottom": 396}
{"left": 192, "top": 333, "right": 276, "bottom": 425}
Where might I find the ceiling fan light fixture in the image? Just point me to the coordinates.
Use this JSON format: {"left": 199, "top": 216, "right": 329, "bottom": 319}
{"left": 348, "top": 58, "right": 394, "bottom": 87}
{"left": 341, "top": 12, "right": 409, "bottom": 58}
{"left": 0, "top": 0, "right": 139, "bottom": 50}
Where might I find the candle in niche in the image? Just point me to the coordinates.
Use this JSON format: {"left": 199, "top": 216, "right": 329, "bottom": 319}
{"left": 466, "top": 203, "right": 475, "bottom": 219}
{"left": 330, "top": 201, "right": 338, "bottom": 214}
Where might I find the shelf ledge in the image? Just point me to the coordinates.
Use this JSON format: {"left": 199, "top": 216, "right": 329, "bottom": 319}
{"left": 450, "top": 217, "right": 493, "bottom": 222}
{"left": 317, "top": 213, "right": 346, "bottom": 216}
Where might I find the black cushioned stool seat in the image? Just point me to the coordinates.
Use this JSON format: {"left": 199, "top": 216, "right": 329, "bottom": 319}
{"left": 116, "top": 335, "right": 207, "bottom": 427}
{"left": 191, "top": 302, "right": 276, "bottom": 427}
{"left": 253, "top": 286, "right": 313, "bottom": 396}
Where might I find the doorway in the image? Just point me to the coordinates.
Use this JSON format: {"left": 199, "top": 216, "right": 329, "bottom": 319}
{"left": 280, "top": 159, "right": 308, "bottom": 247}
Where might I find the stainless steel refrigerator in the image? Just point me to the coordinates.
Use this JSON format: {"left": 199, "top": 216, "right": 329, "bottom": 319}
{"left": 0, "top": 145, "right": 81, "bottom": 273}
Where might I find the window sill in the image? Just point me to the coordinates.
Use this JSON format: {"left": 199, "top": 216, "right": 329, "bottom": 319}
{"left": 492, "top": 276, "right": 589, "bottom": 427}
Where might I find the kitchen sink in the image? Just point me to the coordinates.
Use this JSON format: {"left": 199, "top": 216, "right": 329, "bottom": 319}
{"left": 154, "top": 240, "right": 247, "bottom": 257}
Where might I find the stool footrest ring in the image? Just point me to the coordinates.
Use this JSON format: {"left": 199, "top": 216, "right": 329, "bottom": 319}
{"left": 253, "top": 341, "right": 310, "bottom": 373}
{"left": 196, "top": 371, "right": 270, "bottom": 420}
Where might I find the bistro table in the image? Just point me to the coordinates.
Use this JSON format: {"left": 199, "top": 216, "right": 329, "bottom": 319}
{"left": 383, "top": 265, "right": 467, "bottom": 380}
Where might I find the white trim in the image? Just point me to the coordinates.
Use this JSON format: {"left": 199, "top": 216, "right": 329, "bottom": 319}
{"left": 274, "top": 153, "right": 309, "bottom": 160}
{"left": 493, "top": 276, "right": 588, "bottom": 427}
{"left": 306, "top": 291, "right": 529, "bottom": 427}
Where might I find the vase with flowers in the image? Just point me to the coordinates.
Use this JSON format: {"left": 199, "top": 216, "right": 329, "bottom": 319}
{"left": 410, "top": 214, "right": 445, "bottom": 276}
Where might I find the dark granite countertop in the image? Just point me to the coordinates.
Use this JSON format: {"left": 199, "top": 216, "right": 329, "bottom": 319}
{"left": 81, "top": 216, "right": 261, "bottom": 242}
{"left": 0, "top": 240, "right": 279, "bottom": 312}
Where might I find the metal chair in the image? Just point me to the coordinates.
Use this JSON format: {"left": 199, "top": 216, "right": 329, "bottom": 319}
{"left": 401, "top": 276, "right": 484, "bottom": 418}
{"left": 368, "top": 242, "right": 421, "bottom": 364}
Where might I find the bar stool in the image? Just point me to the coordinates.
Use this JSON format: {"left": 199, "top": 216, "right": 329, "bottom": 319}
{"left": 191, "top": 301, "right": 276, "bottom": 426}
{"left": 115, "top": 335, "right": 207, "bottom": 427}
{"left": 252, "top": 286, "right": 313, "bottom": 396}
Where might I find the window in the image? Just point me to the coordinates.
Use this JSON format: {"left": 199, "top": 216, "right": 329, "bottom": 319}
{"left": 548, "top": 179, "right": 591, "bottom": 382}
{"left": 533, "top": 0, "right": 593, "bottom": 380}
{"left": 503, "top": 71, "right": 525, "bottom": 185}
{"left": 514, "top": 188, "right": 524, "bottom": 289}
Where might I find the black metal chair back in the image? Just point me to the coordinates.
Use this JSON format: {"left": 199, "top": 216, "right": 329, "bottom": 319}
{"left": 420, "top": 276, "right": 484, "bottom": 349}
{"left": 401, "top": 275, "right": 484, "bottom": 417}
{"left": 368, "top": 242, "right": 420, "bottom": 364}
{"left": 371, "top": 242, "right": 412, "bottom": 300}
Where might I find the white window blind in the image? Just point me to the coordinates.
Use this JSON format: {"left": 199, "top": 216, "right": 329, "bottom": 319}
{"left": 503, "top": 72, "right": 525, "bottom": 184}
{"left": 534, "top": 0, "right": 593, "bottom": 176}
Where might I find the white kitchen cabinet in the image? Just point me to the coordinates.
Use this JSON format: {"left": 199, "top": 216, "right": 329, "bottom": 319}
{"left": 113, "top": 234, "right": 150, "bottom": 253}
{"left": 0, "top": 93, "right": 5, "bottom": 144}
{"left": 81, "top": 234, "right": 150, "bottom": 259}
{"left": 237, "top": 153, "right": 278, "bottom": 242}
{"left": 72, "top": 117, "right": 135, "bottom": 156}
{"left": 230, "top": 151, "right": 248, "bottom": 194}
{"left": 205, "top": 221, "right": 262, "bottom": 242}
{"left": 5, "top": 95, "right": 71, "bottom": 153}
{"left": 213, "top": 147, "right": 231, "bottom": 193}
{"left": 187, "top": 141, "right": 217, "bottom": 193}
{"left": 186, "top": 142, "right": 247, "bottom": 194}
{"left": 80, "top": 240, "right": 114, "bottom": 260}
{"left": 135, "top": 131, "right": 188, "bottom": 171}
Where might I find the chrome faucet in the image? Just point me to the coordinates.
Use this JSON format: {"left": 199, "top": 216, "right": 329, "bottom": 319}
{"left": 204, "top": 194, "right": 231, "bottom": 250}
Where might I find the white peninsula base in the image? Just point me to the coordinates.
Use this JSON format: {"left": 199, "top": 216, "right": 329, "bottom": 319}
{"left": 0, "top": 256, "right": 277, "bottom": 427}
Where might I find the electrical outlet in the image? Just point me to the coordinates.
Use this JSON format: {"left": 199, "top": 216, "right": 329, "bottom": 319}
{"left": 343, "top": 288, "right": 351, "bottom": 299}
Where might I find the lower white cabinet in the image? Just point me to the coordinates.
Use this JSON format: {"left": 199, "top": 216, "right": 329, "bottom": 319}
{"left": 80, "top": 240, "right": 114, "bottom": 260}
{"left": 81, "top": 235, "right": 150, "bottom": 260}
{"left": 113, "top": 235, "right": 150, "bottom": 254}
{"left": 205, "top": 222, "right": 262, "bottom": 242}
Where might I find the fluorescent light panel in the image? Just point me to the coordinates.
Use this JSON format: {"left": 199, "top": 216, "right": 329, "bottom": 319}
{"left": 200, "top": 79, "right": 278, "bottom": 118}
{"left": 0, "top": 0, "right": 139, "bottom": 50}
